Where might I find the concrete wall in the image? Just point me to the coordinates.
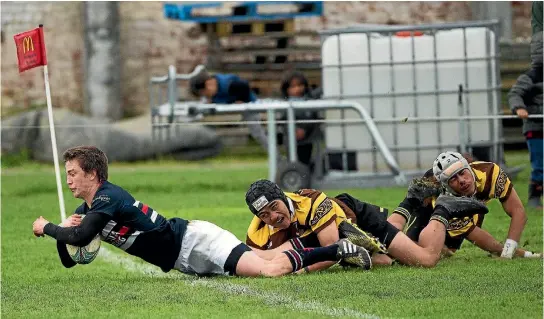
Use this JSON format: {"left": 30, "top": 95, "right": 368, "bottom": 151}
{"left": 1, "top": 1, "right": 534, "bottom": 118}
{"left": 84, "top": 2, "right": 122, "bottom": 120}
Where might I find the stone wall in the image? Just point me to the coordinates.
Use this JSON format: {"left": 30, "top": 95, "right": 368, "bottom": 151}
{"left": 1, "top": 1, "right": 85, "bottom": 114}
{"left": 1, "top": 1, "right": 534, "bottom": 118}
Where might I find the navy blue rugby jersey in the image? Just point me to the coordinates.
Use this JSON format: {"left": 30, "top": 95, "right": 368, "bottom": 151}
{"left": 74, "top": 181, "right": 188, "bottom": 271}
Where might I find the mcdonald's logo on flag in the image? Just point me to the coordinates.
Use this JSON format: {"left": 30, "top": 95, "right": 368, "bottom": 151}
{"left": 13, "top": 25, "right": 48, "bottom": 73}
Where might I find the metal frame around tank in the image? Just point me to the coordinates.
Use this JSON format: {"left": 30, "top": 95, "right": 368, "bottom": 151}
{"left": 318, "top": 20, "right": 504, "bottom": 173}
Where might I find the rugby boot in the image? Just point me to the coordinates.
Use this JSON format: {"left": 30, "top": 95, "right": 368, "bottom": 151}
{"left": 338, "top": 219, "right": 387, "bottom": 254}
{"left": 336, "top": 238, "right": 372, "bottom": 270}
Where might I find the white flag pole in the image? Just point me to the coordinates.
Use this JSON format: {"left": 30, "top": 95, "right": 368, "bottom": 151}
{"left": 40, "top": 25, "right": 66, "bottom": 221}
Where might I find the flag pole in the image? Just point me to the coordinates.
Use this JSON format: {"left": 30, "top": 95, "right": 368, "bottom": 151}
{"left": 40, "top": 24, "right": 66, "bottom": 221}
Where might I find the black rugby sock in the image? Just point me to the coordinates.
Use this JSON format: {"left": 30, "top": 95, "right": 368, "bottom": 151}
{"left": 283, "top": 245, "right": 339, "bottom": 272}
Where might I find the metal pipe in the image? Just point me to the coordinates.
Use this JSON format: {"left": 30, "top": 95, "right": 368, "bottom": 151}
{"left": 286, "top": 102, "right": 297, "bottom": 163}
{"left": 486, "top": 27, "right": 498, "bottom": 163}
{"left": 149, "top": 80, "right": 155, "bottom": 141}
{"left": 321, "top": 86, "right": 502, "bottom": 99}
{"left": 321, "top": 56, "right": 498, "bottom": 69}
{"left": 366, "top": 32, "right": 377, "bottom": 173}
{"left": 388, "top": 32, "right": 399, "bottom": 164}
{"left": 326, "top": 142, "right": 485, "bottom": 152}
{"left": 175, "top": 65, "right": 206, "bottom": 80}
{"left": 167, "top": 65, "right": 177, "bottom": 124}
{"left": 267, "top": 109, "right": 277, "bottom": 181}
{"left": 461, "top": 27, "right": 472, "bottom": 151}
{"left": 335, "top": 33, "right": 348, "bottom": 173}
{"left": 432, "top": 30, "right": 442, "bottom": 162}
{"left": 155, "top": 102, "right": 544, "bottom": 122}
{"left": 319, "top": 20, "right": 500, "bottom": 35}
{"left": 410, "top": 31, "right": 421, "bottom": 169}
{"left": 458, "top": 84, "right": 467, "bottom": 154}
{"left": 150, "top": 75, "right": 169, "bottom": 83}
{"left": 491, "top": 24, "right": 503, "bottom": 163}
{"left": 5, "top": 113, "right": 543, "bottom": 129}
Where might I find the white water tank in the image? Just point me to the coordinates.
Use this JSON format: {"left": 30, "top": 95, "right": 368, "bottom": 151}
{"left": 322, "top": 27, "right": 498, "bottom": 172}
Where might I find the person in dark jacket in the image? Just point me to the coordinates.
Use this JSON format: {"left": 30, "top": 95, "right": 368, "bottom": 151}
{"left": 507, "top": 23, "right": 543, "bottom": 208}
{"left": 279, "top": 72, "right": 323, "bottom": 167}
{"left": 190, "top": 71, "right": 269, "bottom": 153}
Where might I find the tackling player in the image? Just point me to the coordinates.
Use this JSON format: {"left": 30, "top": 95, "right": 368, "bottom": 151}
{"left": 389, "top": 151, "right": 540, "bottom": 259}
{"left": 32, "top": 146, "right": 374, "bottom": 277}
{"left": 244, "top": 179, "right": 488, "bottom": 271}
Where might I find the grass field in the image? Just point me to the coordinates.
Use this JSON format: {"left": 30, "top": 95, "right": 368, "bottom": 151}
{"left": 1, "top": 151, "right": 542, "bottom": 318}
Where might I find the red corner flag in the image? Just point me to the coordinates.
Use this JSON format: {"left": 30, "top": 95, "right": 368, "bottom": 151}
{"left": 13, "top": 24, "right": 66, "bottom": 220}
{"left": 13, "top": 25, "right": 48, "bottom": 73}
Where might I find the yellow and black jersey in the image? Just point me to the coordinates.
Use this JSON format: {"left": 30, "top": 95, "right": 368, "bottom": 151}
{"left": 246, "top": 189, "right": 350, "bottom": 250}
{"left": 470, "top": 161, "right": 513, "bottom": 203}
{"left": 445, "top": 161, "right": 513, "bottom": 239}
{"left": 397, "top": 161, "right": 513, "bottom": 241}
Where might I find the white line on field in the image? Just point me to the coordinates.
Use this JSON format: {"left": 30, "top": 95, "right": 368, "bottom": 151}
{"left": 98, "top": 247, "right": 380, "bottom": 319}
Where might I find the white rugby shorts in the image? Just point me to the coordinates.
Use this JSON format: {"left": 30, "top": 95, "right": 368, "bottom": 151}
{"left": 173, "top": 220, "right": 245, "bottom": 275}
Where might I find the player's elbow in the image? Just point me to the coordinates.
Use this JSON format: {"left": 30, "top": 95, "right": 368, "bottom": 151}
{"left": 419, "top": 253, "right": 440, "bottom": 268}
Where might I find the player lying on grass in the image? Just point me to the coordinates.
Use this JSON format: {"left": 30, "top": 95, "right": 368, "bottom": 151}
{"left": 244, "top": 179, "right": 488, "bottom": 272}
{"left": 389, "top": 151, "right": 541, "bottom": 259}
{"left": 31, "top": 146, "right": 373, "bottom": 277}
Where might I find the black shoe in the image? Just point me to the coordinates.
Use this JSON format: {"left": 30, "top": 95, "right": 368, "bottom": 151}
{"left": 527, "top": 197, "right": 543, "bottom": 209}
{"left": 336, "top": 238, "right": 372, "bottom": 270}
{"left": 528, "top": 182, "right": 543, "bottom": 209}
{"left": 431, "top": 195, "right": 488, "bottom": 224}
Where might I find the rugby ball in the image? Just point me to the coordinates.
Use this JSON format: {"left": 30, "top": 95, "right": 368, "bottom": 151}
{"left": 65, "top": 215, "right": 101, "bottom": 264}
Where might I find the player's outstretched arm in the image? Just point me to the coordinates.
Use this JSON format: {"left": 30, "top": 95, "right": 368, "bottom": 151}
{"left": 500, "top": 188, "right": 528, "bottom": 257}
{"left": 40, "top": 213, "right": 110, "bottom": 246}
{"left": 466, "top": 226, "right": 541, "bottom": 258}
{"left": 466, "top": 226, "right": 509, "bottom": 256}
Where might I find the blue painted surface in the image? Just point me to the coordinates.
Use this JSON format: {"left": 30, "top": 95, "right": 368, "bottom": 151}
{"left": 164, "top": 1, "right": 323, "bottom": 23}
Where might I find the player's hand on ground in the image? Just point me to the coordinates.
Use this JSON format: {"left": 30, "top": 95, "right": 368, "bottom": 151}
{"left": 32, "top": 216, "right": 49, "bottom": 237}
{"left": 522, "top": 251, "right": 543, "bottom": 259}
{"left": 515, "top": 108, "right": 529, "bottom": 119}
{"left": 60, "top": 214, "right": 82, "bottom": 227}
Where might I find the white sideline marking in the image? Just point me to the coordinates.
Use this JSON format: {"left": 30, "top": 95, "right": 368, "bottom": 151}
{"left": 98, "top": 248, "right": 380, "bottom": 319}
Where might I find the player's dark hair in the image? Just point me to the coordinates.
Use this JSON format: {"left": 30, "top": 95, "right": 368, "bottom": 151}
{"left": 63, "top": 146, "right": 108, "bottom": 182}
